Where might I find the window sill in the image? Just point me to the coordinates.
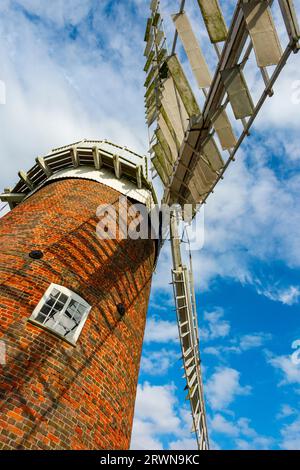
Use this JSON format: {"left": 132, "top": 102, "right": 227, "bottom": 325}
{"left": 27, "top": 319, "right": 77, "bottom": 347}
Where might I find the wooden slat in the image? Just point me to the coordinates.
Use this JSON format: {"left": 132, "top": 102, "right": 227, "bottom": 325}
{"left": 157, "top": 113, "right": 178, "bottom": 162}
{"left": 202, "top": 137, "right": 224, "bottom": 172}
{"left": 242, "top": 1, "right": 282, "bottom": 67}
{"left": 146, "top": 104, "right": 157, "bottom": 127}
{"left": 150, "top": 0, "right": 158, "bottom": 12}
{"left": 144, "top": 18, "right": 152, "bottom": 42}
{"left": 188, "top": 176, "right": 202, "bottom": 203}
{"left": 144, "top": 31, "right": 153, "bottom": 57}
{"left": 161, "top": 77, "right": 189, "bottom": 143}
{"left": 153, "top": 142, "right": 173, "bottom": 176}
{"left": 221, "top": 66, "right": 255, "bottom": 120}
{"left": 155, "top": 29, "right": 164, "bottom": 46}
{"left": 212, "top": 110, "right": 237, "bottom": 150}
{"left": 152, "top": 12, "right": 160, "bottom": 28}
{"left": 189, "top": 160, "right": 215, "bottom": 199}
{"left": 152, "top": 155, "right": 168, "bottom": 185}
{"left": 197, "top": 0, "right": 228, "bottom": 43}
{"left": 156, "top": 128, "right": 174, "bottom": 167}
{"left": 172, "top": 12, "right": 212, "bottom": 89}
{"left": 145, "top": 87, "right": 157, "bottom": 110}
{"left": 144, "top": 66, "right": 157, "bottom": 88}
{"left": 167, "top": 54, "right": 201, "bottom": 118}
{"left": 160, "top": 106, "right": 180, "bottom": 149}
{"left": 144, "top": 50, "right": 154, "bottom": 72}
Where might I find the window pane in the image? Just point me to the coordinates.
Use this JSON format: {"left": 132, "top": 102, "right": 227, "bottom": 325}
{"left": 60, "top": 300, "right": 87, "bottom": 337}
{"left": 35, "top": 312, "right": 48, "bottom": 323}
{"left": 45, "top": 297, "right": 57, "bottom": 308}
{"left": 51, "top": 288, "right": 60, "bottom": 296}
{"left": 40, "top": 304, "right": 53, "bottom": 315}
{"left": 58, "top": 293, "right": 68, "bottom": 304}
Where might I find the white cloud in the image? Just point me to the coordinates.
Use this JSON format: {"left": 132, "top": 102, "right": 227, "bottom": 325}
{"left": 131, "top": 382, "right": 180, "bottom": 450}
{"left": 169, "top": 438, "right": 197, "bottom": 451}
{"left": 258, "top": 285, "right": 300, "bottom": 306}
{"left": 210, "top": 414, "right": 273, "bottom": 450}
{"left": 144, "top": 317, "right": 178, "bottom": 344}
{"left": 203, "top": 346, "right": 221, "bottom": 357}
{"left": 168, "top": 407, "right": 198, "bottom": 451}
{"left": 267, "top": 353, "right": 300, "bottom": 386}
{"left": 280, "top": 417, "right": 300, "bottom": 450}
{"left": 210, "top": 414, "right": 239, "bottom": 437}
{"left": 239, "top": 333, "right": 272, "bottom": 352}
{"left": 140, "top": 348, "right": 179, "bottom": 376}
{"left": 201, "top": 309, "right": 271, "bottom": 356}
{"left": 13, "top": 0, "right": 94, "bottom": 27}
{"left": 276, "top": 404, "right": 297, "bottom": 420}
{"left": 131, "top": 382, "right": 197, "bottom": 450}
{"left": 131, "top": 419, "right": 163, "bottom": 450}
{"left": 206, "top": 367, "right": 251, "bottom": 410}
{"left": 200, "top": 308, "right": 230, "bottom": 342}
{"left": 235, "top": 436, "right": 273, "bottom": 451}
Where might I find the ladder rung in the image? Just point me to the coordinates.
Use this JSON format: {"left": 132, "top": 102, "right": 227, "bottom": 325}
{"left": 179, "top": 320, "right": 189, "bottom": 328}
{"left": 182, "top": 364, "right": 196, "bottom": 379}
{"left": 183, "top": 347, "right": 192, "bottom": 357}
{"left": 191, "top": 382, "right": 198, "bottom": 399}
{"left": 184, "top": 356, "right": 196, "bottom": 367}
{"left": 191, "top": 413, "right": 201, "bottom": 433}
{"left": 177, "top": 304, "right": 188, "bottom": 310}
{"left": 188, "top": 372, "right": 197, "bottom": 388}
{"left": 180, "top": 331, "right": 190, "bottom": 338}
{"left": 186, "top": 364, "right": 196, "bottom": 376}
{"left": 194, "top": 400, "right": 200, "bottom": 415}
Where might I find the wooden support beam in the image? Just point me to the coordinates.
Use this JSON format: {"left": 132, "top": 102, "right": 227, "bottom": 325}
{"left": 113, "top": 155, "right": 122, "bottom": 179}
{"left": 136, "top": 165, "right": 143, "bottom": 190}
{"left": 0, "top": 191, "right": 25, "bottom": 203}
{"left": 35, "top": 156, "right": 52, "bottom": 177}
{"left": 279, "top": 0, "right": 300, "bottom": 50}
{"left": 92, "top": 146, "right": 103, "bottom": 170}
{"left": 71, "top": 146, "right": 80, "bottom": 168}
{"left": 18, "top": 171, "right": 34, "bottom": 191}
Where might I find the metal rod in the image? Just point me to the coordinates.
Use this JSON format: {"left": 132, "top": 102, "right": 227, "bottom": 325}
{"left": 171, "top": 0, "right": 186, "bottom": 54}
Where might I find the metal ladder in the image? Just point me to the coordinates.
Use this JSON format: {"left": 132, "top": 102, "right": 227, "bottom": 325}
{"left": 170, "top": 211, "right": 209, "bottom": 450}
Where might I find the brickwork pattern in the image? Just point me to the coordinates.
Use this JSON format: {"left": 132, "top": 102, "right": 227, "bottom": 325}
{"left": 0, "top": 178, "right": 156, "bottom": 450}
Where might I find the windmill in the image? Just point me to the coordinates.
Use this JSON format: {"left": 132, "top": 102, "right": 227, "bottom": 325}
{"left": 0, "top": 0, "right": 299, "bottom": 453}
{"left": 144, "top": 0, "right": 300, "bottom": 450}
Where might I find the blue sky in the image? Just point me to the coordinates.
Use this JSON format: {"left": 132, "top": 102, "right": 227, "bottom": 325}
{"left": 0, "top": 0, "right": 300, "bottom": 450}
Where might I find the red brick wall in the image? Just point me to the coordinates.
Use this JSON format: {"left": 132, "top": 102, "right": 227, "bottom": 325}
{"left": 0, "top": 178, "right": 156, "bottom": 450}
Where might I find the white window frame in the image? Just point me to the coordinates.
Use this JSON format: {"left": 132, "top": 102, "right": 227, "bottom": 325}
{"left": 29, "top": 283, "right": 92, "bottom": 345}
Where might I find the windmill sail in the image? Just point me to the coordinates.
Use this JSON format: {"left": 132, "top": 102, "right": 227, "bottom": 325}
{"left": 242, "top": 1, "right": 282, "bottom": 67}
{"left": 144, "top": 0, "right": 300, "bottom": 451}
{"left": 172, "top": 12, "right": 212, "bottom": 89}
{"left": 197, "top": 0, "right": 228, "bottom": 43}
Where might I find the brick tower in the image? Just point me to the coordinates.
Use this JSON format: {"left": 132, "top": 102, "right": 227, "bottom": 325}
{"left": 0, "top": 140, "right": 157, "bottom": 450}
